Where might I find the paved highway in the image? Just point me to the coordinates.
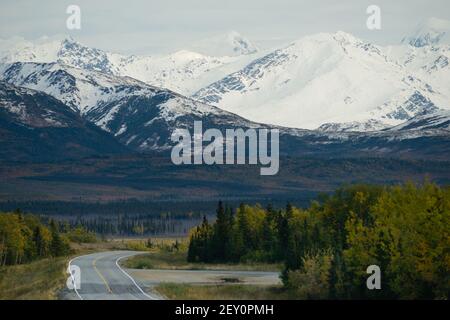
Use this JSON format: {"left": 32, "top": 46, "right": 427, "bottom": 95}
{"left": 68, "top": 251, "right": 160, "bottom": 300}
{"left": 67, "top": 250, "right": 280, "bottom": 300}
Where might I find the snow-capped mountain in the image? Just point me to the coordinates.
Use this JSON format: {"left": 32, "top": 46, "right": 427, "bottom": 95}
{"left": 1, "top": 22, "right": 449, "bottom": 134}
{"left": 384, "top": 19, "right": 450, "bottom": 108}
{"left": 187, "top": 31, "right": 258, "bottom": 57}
{"left": 110, "top": 50, "right": 258, "bottom": 96}
{"left": 401, "top": 17, "right": 450, "bottom": 47}
{"left": 1, "top": 61, "right": 159, "bottom": 114}
{"left": 0, "top": 36, "right": 121, "bottom": 75}
{"left": 1, "top": 68, "right": 448, "bottom": 162}
{"left": 0, "top": 80, "right": 71, "bottom": 128}
{"left": 193, "top": 31, "right": 448, "bottom": 130}
{"left": 384, "top": 44, "right": 450, "bottom": 109}
{"left": 0, "top": 33, "right": 259, "bottom": 96}
{"left": 317, "top": 119, "right": 389, "bottom": 132}
{"left": 0, "top": 80, "right": 126, "bottom": 161}
{"left": 0, "top": 62, "right": 258, "bottom": 152}
{"left": 387, "top": 109, "right": 450, "bottom": 132}
{"left": 0, "top": 36, "right": 60, "bottom": 64}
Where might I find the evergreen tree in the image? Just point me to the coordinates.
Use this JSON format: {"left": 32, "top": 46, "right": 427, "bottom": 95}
{"left": 185, "top": 183, "right": 450, "bottom": 299}
{"left": 33, "top": 226, "right": 45, "bottom": 257}
{"left": 49, "top": 220, "right": 69, "bottom": 257}
{"left": 277, "top": 210, "right": 290, "bottom": 260}
{"left": 211, "top": 201, "right": 227, "bottom": 261}
{"left": 262, "top": 204, "right": 277, "bottom": 260}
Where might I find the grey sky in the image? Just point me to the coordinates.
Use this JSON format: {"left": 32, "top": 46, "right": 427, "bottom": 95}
{"left": 1, "top": 0, "right": 449, "bottom": 54}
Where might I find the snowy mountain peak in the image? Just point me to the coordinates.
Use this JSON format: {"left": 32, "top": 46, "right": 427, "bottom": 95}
{"left": 0, "top": 61, "right": 155, "bottom": 114}
{"left": 0, "top": 61, "right": 256, "bottom": 152}
{"left": 1, "top": 28, "right": 449, "bottom": 134}
{"left": 333, "top": 30, "right": 359, "bottom": 42}
{"left": 0, "top": 36, "right": 119, "bottom": 75}
{"left": 61, "top": 36, "right": 77, "bottom": 45}
{"left": 226, "top": 31, "right": 258, "bottom": 55}
{"left": 57, "top": 38, "right": 119, "bottom": 75}
{"left": 0, "top": 35, "right": 257, "bottom": 96}
{"left": 402, "top": 17, "right": 450, "bottom": 47}
{"left": 188, "top": 31, "right": 258, "bottom": 57}
{"left": 193, "top": 31, "right": 448, "bottom": 130}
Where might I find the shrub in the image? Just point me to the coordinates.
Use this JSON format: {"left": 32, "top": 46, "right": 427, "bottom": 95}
{"left": 286, "top": 250, "right": 332, "bottom": 299}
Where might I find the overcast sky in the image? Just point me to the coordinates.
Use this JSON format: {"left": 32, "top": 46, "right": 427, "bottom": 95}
{"left": 1, "top": 0, "right": 449, "bottom": 54}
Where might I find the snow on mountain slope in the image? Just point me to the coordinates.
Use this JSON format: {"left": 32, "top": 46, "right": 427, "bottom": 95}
{"left": 401, "top": 17, "right": 450, "bottom": 47}
{"left": 384, "top": 18, "right": 450, "bottom": 105}
{"left": 387, "top": 109, "right": 450, "bottom": 131}
{"left": 0, "top": 36, "right": 61, "bottom": 64}
{"left": 111, "top": 50, "right": 259, "bottom": 95}
{"left": 0, "top": 62, "right": 256, "bottom": 152}
{"left": 0, "top": 80, "right": 127, "bottom": 160}
{"left": 1, "top": 62, "right": 154, "bottom": 114}
{"left": 193, "top": 31, "right": 448, "bottom": 130}
{"left": 317, "top": 119, "right": 388, "bottom": 132}
{"left": 0, "top": 36, "right": 122, "bottom": 75}
{"left": 0, "top": 80, "right": 74, "bottom": 128}
{"left": 384, "top": 44, "right": 450, "bottom": 103}
{"left": 1, "top": 64, "right": 448, "bottom": 161}
{"left": 0, "top": 35, "right": 260, "bottom": 96}
{"left": 1, "top": 26, "right": 449, "bottom": 133}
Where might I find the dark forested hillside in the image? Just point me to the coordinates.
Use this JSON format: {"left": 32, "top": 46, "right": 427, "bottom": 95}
{"left": 1, "top": 155, "right": 449, "bottom": 204}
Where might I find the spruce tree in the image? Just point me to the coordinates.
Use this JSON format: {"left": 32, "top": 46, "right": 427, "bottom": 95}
{"left": 33, "top": 226, "right": 44, "bottom": 257}
{"left": 49, "top": 220, "right": 68, "bottom": 257}
{"left": 212, "top": 201, "right": 227, "bottom": 261}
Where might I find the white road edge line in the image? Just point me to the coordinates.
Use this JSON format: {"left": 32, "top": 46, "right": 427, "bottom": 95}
{"left": 68, "top": 257, "right": 83, "bottom": 300}
{"left": 115, "top": 254, "right": 156, "bottom": 300}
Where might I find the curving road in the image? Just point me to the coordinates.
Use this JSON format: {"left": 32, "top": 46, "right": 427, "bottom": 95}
{"left": 68, "top": 251, "right": 161, "bottom": 300}
{"left": 66, "top": 250, "right": 281, "bottom": 300}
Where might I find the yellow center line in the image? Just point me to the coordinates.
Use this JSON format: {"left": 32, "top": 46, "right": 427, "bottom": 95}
{"left": 93, "top": 255, "right": 113, "bottom": 294}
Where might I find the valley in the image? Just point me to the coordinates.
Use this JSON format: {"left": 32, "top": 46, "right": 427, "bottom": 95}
{"left": 1, "top": 155, "right": 449, "bottom": 207}
{"left": 0, "top": 1, "right": 449, "bottom": 304}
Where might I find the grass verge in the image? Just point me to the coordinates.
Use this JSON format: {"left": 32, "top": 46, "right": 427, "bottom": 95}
{"left": 123, "top": 250, "right": 282, "bottom": 272}
{"left": 0, "top": 257, "right": 69, "bottom": 300}
{"left": 156, "top": 283, "right": 293, "bottom": 300}
{"left": 0, "top": 237, "right": 159, "bottom": 300}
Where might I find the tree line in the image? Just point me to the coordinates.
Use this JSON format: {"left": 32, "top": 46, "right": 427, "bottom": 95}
{"left": 0, "top": 211, "right": 95, "bottom": 266}
{"left": 187, "top": 182, "right": 449, "bottom": 299}
{"left": 65, "top": 214, "right": 204, "bottom": 236}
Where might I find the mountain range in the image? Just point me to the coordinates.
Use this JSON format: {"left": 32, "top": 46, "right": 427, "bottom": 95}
{"left": 194, "top": 31, "right": 448, "bottom": 130}
{"left": 0, "top": 21, "right": 449, "bottom": 203}
{"left": 0, "top": 20, "right": 449, "bottom": 160}
{"left": 0, "top": 63, "right": 448, "bottom": 161}
{"left": 0, "top": 62, "right": 257, "bottom": 154}
{"left": 0, "top": 32, "right": 259, "bottom": 96}
{"left": 1, "top": 20, "right": 449, "bottom": 133}
{"left": 0, "top": 80, "right": 126, "bottom": 161}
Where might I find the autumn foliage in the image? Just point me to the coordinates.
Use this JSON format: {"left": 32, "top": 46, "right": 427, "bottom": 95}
{"left": 188, "top": 183, "right": 449, "bottom": 299}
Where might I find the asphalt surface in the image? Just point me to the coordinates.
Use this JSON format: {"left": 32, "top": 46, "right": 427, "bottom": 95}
{"left": 66, "top": 250, "right": 281, "bottom": 300}
{"left": 68, "top": 251, "right": 161, "bottom": 300}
